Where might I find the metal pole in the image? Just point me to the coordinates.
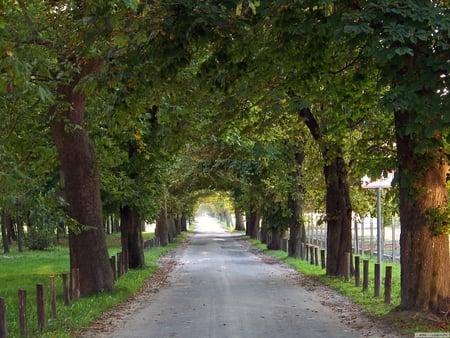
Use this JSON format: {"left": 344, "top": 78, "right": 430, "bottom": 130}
{"left": 376, "top": 188, "right": 382, "bottom": 287}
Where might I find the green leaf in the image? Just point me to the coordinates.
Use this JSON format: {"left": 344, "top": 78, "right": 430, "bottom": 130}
{"left": 394, "top": 47, "right": 414, "bottom": 56}
{"left": 37, "top": 86, "right": 54, "bottom": 103}
{"left": 122, "top": 0, "right": 139, "bottom": 11}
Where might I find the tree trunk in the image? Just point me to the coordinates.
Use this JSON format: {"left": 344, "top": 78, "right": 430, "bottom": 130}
{"left": 396, "top": 111, "right": 450, "bottom": 313}
{"left": 49, "top": 59, "right": 114, "bottom": 296}
{"left": 1, "top": 210, "right": 9, "bottom": 254}
{"left": 245, "top": 211, "right": 251, "bottom": 237}
{"left": 120, "top": 205, "right": 145, "bottom": 269}
{"left": 234, "top": 208, "right": 245, "bottom": 231}
{"left": 181, "top": 215, "right": 187, "bottom": 232}
{"left": 249, "top": 211, "right": 260, "bottom": 239}
{"left": 268, "top": 229, "right": 281, "bottom": 250}
{"left": 298, "top": 106, "right": 352, "bottom": 277}
{"left": 288, "top": 148, "right": 305, "bottom": 258}
{"left": 156, "top": 202, "right": 169, "bottom": 246}
{"left": 324, "top": 154, "right": 353, "bottom": 277}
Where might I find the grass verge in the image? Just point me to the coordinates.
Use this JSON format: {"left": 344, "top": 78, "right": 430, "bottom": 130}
{"left": 0, "top": 232, "right": 186, "bottom": 338}
{"left": 248, "top": 238, "right": 450, "bottom": 336}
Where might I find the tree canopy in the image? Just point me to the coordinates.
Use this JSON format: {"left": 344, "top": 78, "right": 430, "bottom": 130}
{"left": 1, "top": 0, "right": 449, "bottom": 313}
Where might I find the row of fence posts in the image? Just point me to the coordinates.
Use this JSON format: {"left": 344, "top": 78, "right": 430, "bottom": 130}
{"left": 273, "top": 238, "right": 394, "bottom": 305}
{"left": 0, "top": 238, "right": 160, "bottom": 338}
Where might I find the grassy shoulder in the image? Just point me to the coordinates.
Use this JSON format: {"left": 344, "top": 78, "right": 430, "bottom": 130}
{"left": 0, "top": 232, "right": 186, "bottom": 338}
{"left": 248, "top": 238, "right": 450, "bottom": 336}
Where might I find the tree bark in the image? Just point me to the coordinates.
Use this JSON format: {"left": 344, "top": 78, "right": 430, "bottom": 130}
{"left": 180, "top": 215, "right": 187, "bottom": 232}
{"left": 268, "top": 229, "right": 281, "bottom": 250}
{"left": 395, "top": 110, "right": 450, "bottom": 313}
{"left": 156, "top": 201, "right": 169, "bottom": 246}
{"left": 120, "top": 205, "right": 145, "bottom": 269}
{"left": 323, "top": 154, "right": 353, "bottom": 276}
{"left": 288, "top": 149, "right": 306, "bottom": 258}
{"left": 234, "top": 208, "right": 245, "bottom": 231}
{"left": 1, "top": 210, "right": 10, "bottom": 254}
{"left": 49, "top": 59, "right": 114, "bottom": 296}
{"left": 249, "top": 211, "right": 260, "bottom": 239}
{"left": 298, "top": 106, "right": 353, "bottom": 276}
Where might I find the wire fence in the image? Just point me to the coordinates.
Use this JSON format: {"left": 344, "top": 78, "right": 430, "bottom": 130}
{"left": 304, "top": 213, "right": 401, "bottom": 263}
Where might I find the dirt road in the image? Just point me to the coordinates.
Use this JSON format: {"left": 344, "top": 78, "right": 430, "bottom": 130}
{"left": 81, "top": 215, "right": 401, "bottom": 338}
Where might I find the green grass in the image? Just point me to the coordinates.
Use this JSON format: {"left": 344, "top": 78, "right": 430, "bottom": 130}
{"left": 248, "top": 238, "right": 450, "bottom": 335}
{"left": 0, "top": 232, "right": 185, "bottom": 338}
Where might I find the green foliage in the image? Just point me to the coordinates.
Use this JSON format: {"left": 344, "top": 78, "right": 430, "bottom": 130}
{"left": 24, "top": 226, "right": 54, "bottom": 250}
{"left": 426, "top": 207, "right": 450, "bottom": 236}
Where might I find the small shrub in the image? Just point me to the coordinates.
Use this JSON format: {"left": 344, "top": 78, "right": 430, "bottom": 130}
{"left": 25, "top": 226, "right": 54, "bottom": 250}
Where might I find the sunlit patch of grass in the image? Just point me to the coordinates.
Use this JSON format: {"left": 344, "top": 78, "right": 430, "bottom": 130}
{"left": 0, "top": 232, "right": 186, "bottom": 338}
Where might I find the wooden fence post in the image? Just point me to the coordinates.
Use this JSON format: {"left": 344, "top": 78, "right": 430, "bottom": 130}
{"left": 314, "top": 247, "right": 319, "bottom": 267}
{"left": 309, "top": 246, "right": 314, "bottom": 265}
{"left": 0, "top": 297, "right": 7, "bottom": 338}
{"left": 18, "top": 289, "right": 27, "bottom": 337}
{"left": 374, "top": 263, "right": 381, "bottom": 298}
{"left": 305, "top": 244, "right": 309, "bottom": 262}
{"left": 124, "top": 249, "right": 129, "bottom": 273}
{"left": 110, "top": 256, "right": 117, "bottom": 281}
{"left": 117, "top": 252, "right": 123, "bottom": 278}
{"left": 384, "top": 266, "right": 392, "bottom": 304}
{"left": 344, "top": 252, "right": 351, "bottom": 282}
{"left": 363, "top": 259, "right": 369, "bottom": 291}
{"left": 71, "top": 268, "right": 80, "bottom": 301}
{"left": 354, "top": 256, "right": 360, "bottom": 287}
{"left": 36, "top": 284, "right": 46, "bottom": 331}
{"left": 320, "top": 249, "right": 326, "bottom": 269}
{"left": 61, "top": 273, "right": 70, "bottom": 306}
{"left": 49, "top": 276, "right": 57, "bottom": 319}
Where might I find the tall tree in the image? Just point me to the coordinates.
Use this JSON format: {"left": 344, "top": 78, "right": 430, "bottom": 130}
{"left": 344, "top": 0, "right": 450, "bottom": 312}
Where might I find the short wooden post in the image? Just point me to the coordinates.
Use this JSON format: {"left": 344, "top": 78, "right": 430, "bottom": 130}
{"left": 309, "top": 246, "right": 314, "bottom": 265}
{"left": 18, "top": 289, "right": 27, "bottom": 337}
{"left": 305, "top": 244, "right": 309, "bottom": 262}
{"left": 71, "top": 268, "right": 80, "bottom": 301}
{"left": 49, "top": 276, "right": 57, "bottom": 319}
{"left": 124, "top": 249, "right": 129, "bottom": 273}
{"left": 344, "top": 252, "right": 351, "bottom": 282}
{"left": 110, "top": 256, "right": 117, "bottom": 281}
{"left": 320, "top": 249, "right": 326, "bottom": 269}
{"left": 36, "top": 284, "right": 46, "bottom": 331}
{"left": 117, "top": 252, "right": 123, "bottom": 278}
{"left": 0, "top": 297, "right": 7, "bottom": 338}
{"left": 354, "top": 256, "right": 360, "bottom": 287}
{"left": 314, "top": 247, "right": 319, "bottom": 266}
{"left": 384, "top": 266, "right": 392, "bottom": 304}
{"left": 363, "top": 259, "right": 369, "bottom": 291}
{"left": 374, "top": 263, "right": 381, "bottom": 298}
{"left": 61, "top": 273, "right": 70, "bottom": 306}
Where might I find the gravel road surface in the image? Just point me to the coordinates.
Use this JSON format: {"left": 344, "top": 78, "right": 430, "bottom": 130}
{"left": 81, "top": 215, "right": 401, "bottom": 338}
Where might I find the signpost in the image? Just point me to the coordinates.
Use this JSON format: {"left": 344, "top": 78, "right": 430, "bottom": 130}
{"left": 361, "top": 171, "right": 394, "bottom": 290}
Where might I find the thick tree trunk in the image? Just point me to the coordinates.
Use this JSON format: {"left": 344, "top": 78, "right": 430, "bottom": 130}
{"left": 234, "top": 208, "right": 245, "bottom": 231}
{"left": 156, "top": 203, "right": 169, "bottom": 246}
{"left": 324, "top": 155, "right": 353, "bottom": 277}
{"left": 298, "top": 106, "right": 352, "bottom": 277}
{"left": 49, "top": 59, "right": 114, "bottom": 296}
{"left": 268, "top": 229, "right": 281, "bottom": 250}
{"left": 288, "top": 149, "right": 305, "bottom": 258}
{"left": 245, "top": 211, "right": 251, "bottom": 237}
{"left": 396, "top": 111, "right": 450, "bottom": 313}
{"left": 248, "top": 211, "right": 260, "bottom": 239}
{"left": 288, "top": 196, "right": 304, "bottom": 257}
{"left": 181, "top": 215, "right": 187, "bottom": 232}
{"left": 120, "top": 205, "right": 145, "bottom": 269}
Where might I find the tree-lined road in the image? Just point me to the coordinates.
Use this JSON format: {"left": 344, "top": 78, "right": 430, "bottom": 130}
{"left": 89, "top": 216, "right": 398, "bottom": 338}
